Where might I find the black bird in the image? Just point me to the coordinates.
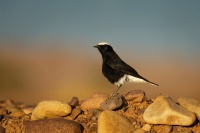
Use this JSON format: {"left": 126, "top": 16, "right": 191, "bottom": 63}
{"left": 94, "top": 42, "right": 158, "bottom": 97}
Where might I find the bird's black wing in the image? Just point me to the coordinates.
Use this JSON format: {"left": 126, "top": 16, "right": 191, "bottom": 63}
{"left": 106, "top": 59, "right": 159, "bottom": 86}
{"left": 106, "top": 59, "right": 140, "bottom": 77}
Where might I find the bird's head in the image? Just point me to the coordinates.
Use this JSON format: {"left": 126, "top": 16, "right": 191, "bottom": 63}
{"left": 93, "top": 42, "right": 113, "bottom": 54}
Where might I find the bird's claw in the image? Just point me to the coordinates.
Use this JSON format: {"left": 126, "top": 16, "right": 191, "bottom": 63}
{"left": 106, "top": 93, "right": 120, "bottom": 101}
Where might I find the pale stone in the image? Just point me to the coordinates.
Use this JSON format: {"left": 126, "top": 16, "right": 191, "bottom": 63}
{"left": 31, "top": 100, "right": 72, "bottom": 120}
{"left": 22, "top": 108, "right": 34, "bottom": 114}
{"left": 178, "top": 97, "right": 200, "bottom": 121}
{"left": 141, "top": 124, "right": 151, "bottom": 131}
{"left": 98, "top": 110, "right": 136, "bottom": 133}
{"left": 80, "top": 97, "right": 108, "bottom": 111}
{"left": 143, "top": 94, "right": 196, "bottom": 126}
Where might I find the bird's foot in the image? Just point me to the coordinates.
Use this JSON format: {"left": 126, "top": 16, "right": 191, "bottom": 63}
{"left": 106, "top": 93, "right": 120, "bottom": 100}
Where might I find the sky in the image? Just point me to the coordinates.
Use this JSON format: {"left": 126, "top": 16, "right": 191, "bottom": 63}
{"left": 0, "top": 0, "right": 200, "bottom": 46}
{"left": 0, "top": 0, "right": 200, "bottom": 102}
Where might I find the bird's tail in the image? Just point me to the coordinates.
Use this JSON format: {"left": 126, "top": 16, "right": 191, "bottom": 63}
{"left": 137, "top": 74, "right": 159, "bottom": 87}
{"left": 147, "top": 81, "right": 159, "bottom": 87}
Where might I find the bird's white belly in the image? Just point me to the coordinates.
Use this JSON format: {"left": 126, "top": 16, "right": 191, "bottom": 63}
{"left": 114, "top": 74, "right": 146, "bottom": 86}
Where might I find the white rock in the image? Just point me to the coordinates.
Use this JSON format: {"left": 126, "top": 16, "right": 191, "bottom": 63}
{"left": 31, "top": 100, "right": 72, "bottom": 120}
{"left": 98, "top": 110, "right": 136, "bottom": 133}
{"left": 143, "top": 94, "right": 196, "bottom": 126}
{"left": 178, "top": 97, "right": 200, "bottom": 121}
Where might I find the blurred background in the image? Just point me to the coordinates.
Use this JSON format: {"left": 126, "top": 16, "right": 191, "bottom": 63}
{"left": 0, "top": 1, "right": 200, "bottom": 104}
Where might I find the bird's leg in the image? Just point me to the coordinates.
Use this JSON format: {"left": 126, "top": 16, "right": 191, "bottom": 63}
{"left": 111, "top": 84, "right": 121, "bottom": 98}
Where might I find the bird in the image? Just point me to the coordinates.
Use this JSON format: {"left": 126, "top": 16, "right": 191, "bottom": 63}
{"left": 94, "top": 42, "right": 158, "bottom": 97}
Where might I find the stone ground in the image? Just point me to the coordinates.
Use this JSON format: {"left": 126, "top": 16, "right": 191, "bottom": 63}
{"left": 0, "top": 93, "right": 200, "bottom": 133}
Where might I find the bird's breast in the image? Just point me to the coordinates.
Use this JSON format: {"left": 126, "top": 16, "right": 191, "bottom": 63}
{"left": 114, "top": 74, "right": 128, "bottom": 86}
{"left": 102, "top": 63, "right": 124, "bottom": 84}
{"left": 114, "top": 74, "right": 146, "bottom": 86}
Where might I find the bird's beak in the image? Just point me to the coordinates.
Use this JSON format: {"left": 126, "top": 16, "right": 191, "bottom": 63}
{"left": 93, "top": 45, "right": 99, "bottom": 48}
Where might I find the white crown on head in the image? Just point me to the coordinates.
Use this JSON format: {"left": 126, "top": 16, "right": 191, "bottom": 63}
{"left": 98, "top": 42, "right": 109, "bottom": 46}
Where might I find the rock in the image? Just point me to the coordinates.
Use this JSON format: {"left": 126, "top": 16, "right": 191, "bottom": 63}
{"left": 153, "top": 125, "right": 172, "bottom": 133}
{"left": 176, "top": 131, "right": 193, "bottom": 133}
{"left": 0, "top": 108, "right": 7, "bottom": 116}
{"left": 141, "top": 124, "right": 151, "bottom": 131}
{"left": 22, "top": 107, "right": 34, "bottom": 114}
{"left": 93, "top": 109, "right": 102, "bottom": 118}
{"left": 133, "top": 129, "right": 145, "bottom": 133}
{"left": 0, "top": 125, "right": 5, "bottom": 133}
{"left": 8, "top": 107, "right": 25, "bottom": 118}
{"left": 124, "top": 90, "right": 145, "bottom": 103}
{"left": 0, "top": 114, "right": 3, "bottom": 121}
{"left": 5, "top": 99, "right": 16, "bottom": 108}
{"left": 70, "top": 108, "right": 81, "bottom": 120}
{"left": 100, "top": 94, "right": 123, "bottom": 110}
{"left": 143, "top": 94, "right": 196, "bottom": 126}
{"left": 89, "top": 123, "right": 98, "bottom": 133}
{"left": 98, "top": 110, "right": 136, "bottom": 133}
{"left": 134, "top": 123, "right": 142, "bottom": 129}
{"left": 69, "top": 96, "right": 79, "bottom": 107}
{"left": 31, "top": 100, "right": 72, "bottom": 120}
{"left": 85, "top": 109, "right": 95, "bottom": 121}
{"left": 80, "top": 96, "right": 108, "bottom": 111}
{"left": 25, "top": 118, "right": 83, "bottom": 133}
{"left": 90, "top": 116, "right": 97, "bottom": 123}
{"left": 178, "top": 97, "right": 200, "bottom": 121}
